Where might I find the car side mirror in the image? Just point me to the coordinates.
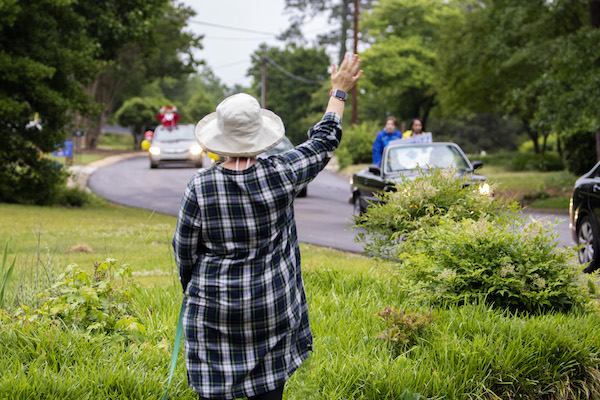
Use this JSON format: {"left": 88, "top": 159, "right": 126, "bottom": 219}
{"left": 472, "top": 161, "right": 483, "bottom": 170}
{"left": 369, "top": 165, "right": 381, "bottom": 176}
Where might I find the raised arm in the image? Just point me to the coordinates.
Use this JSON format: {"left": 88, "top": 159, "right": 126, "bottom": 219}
{"left": 325, "top": 54, "right": 363, "bottom": 117}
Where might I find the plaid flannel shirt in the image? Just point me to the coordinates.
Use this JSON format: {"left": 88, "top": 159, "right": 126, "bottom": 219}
{"left": 172, "top": 112, "right": 342, "bottom": 399}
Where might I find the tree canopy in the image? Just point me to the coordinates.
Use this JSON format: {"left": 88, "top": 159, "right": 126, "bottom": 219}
{"left": 247, "top": 44, "right": 330, "bottom": 144}
{"left": 435, "top": 0, "right": 591, "bottom": 154}
{"left": 0, "top": 0, "right": 202, "bottom": 204}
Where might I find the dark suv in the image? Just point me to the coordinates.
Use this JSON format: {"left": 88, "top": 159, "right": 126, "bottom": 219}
{"left": 570, "top": 161, "right": 600, "bottom": 272}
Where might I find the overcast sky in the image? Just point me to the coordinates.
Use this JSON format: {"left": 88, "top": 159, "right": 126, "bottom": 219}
{"left": 182, "top": 0, "right": 329, "bottom": 87}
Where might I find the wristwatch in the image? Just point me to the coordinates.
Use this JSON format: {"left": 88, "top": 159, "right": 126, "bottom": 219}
{"left": 330, "top": 89, "right": 347, "bottom": 101}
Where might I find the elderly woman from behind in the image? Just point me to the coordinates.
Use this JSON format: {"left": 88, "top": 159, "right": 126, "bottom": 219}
{"left": 173, "top": 54, "right": 363, "bottom": 400}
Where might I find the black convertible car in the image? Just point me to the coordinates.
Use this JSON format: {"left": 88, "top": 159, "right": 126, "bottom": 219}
{"left": 350, "top": 142, "right": 490, "bottom": 215}
{"left": 570, "top": 161, "right": 600, "bottom": 272}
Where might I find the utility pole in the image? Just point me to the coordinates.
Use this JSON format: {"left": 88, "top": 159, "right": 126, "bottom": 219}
{"left": 261, "top": 55, "right": 267, "bottom": 108}
{"left": 352, "top": 0, "right": 359, "bottom": 124}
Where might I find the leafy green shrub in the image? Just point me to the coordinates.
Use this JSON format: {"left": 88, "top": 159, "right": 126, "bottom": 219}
{"left": 336, "top": 120, "right": 379, "bottom": 168}
{"left": 376, "top": 305, "right": 435, "bottom": 350}
{"left": 12, "top": 259, "right": 146, "bottom": 341}
{"left": 511, "top": 152, "right": 564, "bottom": 171}
{"left": 562, "top": 129, "right": 597, "bottom": 175}
{"left": 0, "top": 156, "right": 68, "bottom": 205}
{"left": 354, "top": 168, "right": 587, "bottom": 313}
{"left": 398, "top": 216, "right": 586, "bottom": 313}
{"left": 355, "top": 168, "right": 502, "bottom": 258}
{"left": 55, "top": 186, "right": 92, "bottom": 207}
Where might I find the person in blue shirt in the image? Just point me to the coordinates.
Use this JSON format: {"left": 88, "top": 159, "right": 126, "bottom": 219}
{"left": 372, "top": 116, "right": 402, "bottom": 166}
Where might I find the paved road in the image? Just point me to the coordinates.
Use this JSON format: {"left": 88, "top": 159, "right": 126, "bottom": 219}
{"left": 88, "top": 155, "right": 364, "bottom": 253}
{"left": 87, "top": 154, "right": 575, "bottom": 254}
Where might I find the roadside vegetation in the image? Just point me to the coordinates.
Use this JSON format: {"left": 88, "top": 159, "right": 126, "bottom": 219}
{"left": 2, "top": 176, "right": 600, "bottom": 399}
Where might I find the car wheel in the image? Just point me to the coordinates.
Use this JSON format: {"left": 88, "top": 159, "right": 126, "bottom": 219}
{"left": 353, "top": 196, "right": 363, "bottom": 217}
{"left": 150, "top": 161, "right": 159, "bottom": 169}
{"left": 578, "top": 215, "right": 600, "bottom": 273}
{"left": 194, "top": 160, "right": 203, "bottom": 168}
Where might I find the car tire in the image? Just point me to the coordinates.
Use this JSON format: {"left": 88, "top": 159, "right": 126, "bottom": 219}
{"left": 194, "top": 160, "right": 203, "bottom": 168}
{"left": 150, "top": 161, "right": 159, "bottom": 169}
{"left": 578, "top": 215, "right": 600, "bottom": 273}
{"left": 353, "top": 196, "right": 363, "bottom": 217}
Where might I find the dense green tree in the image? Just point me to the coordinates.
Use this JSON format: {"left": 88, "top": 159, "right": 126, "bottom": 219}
{"left": 247, "top": 44, "right": 329, "bottom": 144}
{"left": 133, "top": 66, "right": 230, "bottom": 124}
{"left": 0, "top": 0, "right": 202, "bottom": 204}
{"left": 0, "top": 0, "right": 97, "bottom": 204}
{"left": 359, "top": 0, "right": 456, "bottom": 127}
{"left": 531, "top": 2, "right": 600, "bottom": 167}
{"left": 186, "top": 89, "right": 216, "bottom": 122}
{"left": 436, "top": 0, "right": 588, "bottom": 154}
{"left": 79, "top": 0, "right": 202, "bottom": 148}
{"left": 113, "top": 96, "right": 167, "bottom": 145}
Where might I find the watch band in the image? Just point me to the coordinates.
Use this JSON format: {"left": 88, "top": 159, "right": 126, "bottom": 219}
{"left": 330, "top": 89, "right": 347, "bottom": 101}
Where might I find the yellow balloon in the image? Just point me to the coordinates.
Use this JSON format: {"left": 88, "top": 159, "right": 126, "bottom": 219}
{"left": 141, "top": 139, "right": 151, "bottom": 151}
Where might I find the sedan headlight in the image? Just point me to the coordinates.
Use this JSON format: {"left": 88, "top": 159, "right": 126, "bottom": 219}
{"left": 149, "top": 146, "right": 161, "bottom": 155}
{"left": 190, "top": 144, "right": 203, "bottom": 155}
{"left": 478, "top": 182, "right": 491, "bottom": 196}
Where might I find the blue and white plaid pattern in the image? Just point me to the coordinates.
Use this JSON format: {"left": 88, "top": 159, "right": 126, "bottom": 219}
{"left": 173, "top": 112, "right": 342, "bottom": 399}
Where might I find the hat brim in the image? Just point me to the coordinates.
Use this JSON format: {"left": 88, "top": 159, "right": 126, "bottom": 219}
{"left": 195, "top": 109, "right": 285, "bottom": 157}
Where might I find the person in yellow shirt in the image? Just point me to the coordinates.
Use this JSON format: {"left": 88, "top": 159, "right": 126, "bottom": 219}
{"left": 402, "top": 118, "right": 426, "bottom": 138}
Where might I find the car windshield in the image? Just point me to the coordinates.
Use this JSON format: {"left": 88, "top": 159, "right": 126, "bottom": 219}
{"left": 385, "top": 144, "right": 470, "bottom": 173}
{"left": 153, "top": 125, "right": 196, "bottom": 142}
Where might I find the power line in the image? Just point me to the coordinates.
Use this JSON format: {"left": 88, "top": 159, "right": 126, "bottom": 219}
{"left": 263, "top": 55, "right": 323, "bottom": 85}
{"left": 188, "top": 19, "right": 278, "bottom": 36}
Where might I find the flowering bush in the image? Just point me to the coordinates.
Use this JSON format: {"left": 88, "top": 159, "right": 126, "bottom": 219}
{"left": 354, "top": 167, "right": 588, "bottom": 313}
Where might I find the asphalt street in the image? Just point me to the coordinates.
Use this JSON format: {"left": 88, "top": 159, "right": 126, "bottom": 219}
{"left": 86, "top": 154, "right": 575, "bottom": 254}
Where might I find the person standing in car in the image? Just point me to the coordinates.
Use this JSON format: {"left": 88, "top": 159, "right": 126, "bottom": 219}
{"left": 372, "top": 116, "right": 402, "bottom": 166}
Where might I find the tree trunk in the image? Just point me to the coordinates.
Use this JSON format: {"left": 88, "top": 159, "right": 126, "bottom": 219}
{"left": 524, "top": 124, "right": 540, "bottom": 154}
{"left": 84, "top": 47, "right": 139, "bottom": 149}
{"left": 542, "top": 133, "right": 548, "bottom": 154}
{"left": 85, "top": 110, "right": 109, "bottom": 149}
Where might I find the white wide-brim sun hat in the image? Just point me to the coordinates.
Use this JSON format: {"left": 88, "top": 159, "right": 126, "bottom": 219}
{"left": 195, "top": 93, "right": 285, "bottom": 157}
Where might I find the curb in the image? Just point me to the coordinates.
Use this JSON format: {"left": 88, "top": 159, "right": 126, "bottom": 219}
{"left": 68, "top": 152, "right": 146, "bottom": 191}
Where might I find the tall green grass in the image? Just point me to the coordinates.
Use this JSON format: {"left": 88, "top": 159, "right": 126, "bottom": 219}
{"left": 1, "top": 203, "right": 600, "bottom": 399}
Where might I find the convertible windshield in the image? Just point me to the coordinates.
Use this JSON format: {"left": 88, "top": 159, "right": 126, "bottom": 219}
{"left": 385, "top": 144, "right": 470, "bottom": 173}
{"left": 153, "top": 125, "right": 196, "bottom": 142}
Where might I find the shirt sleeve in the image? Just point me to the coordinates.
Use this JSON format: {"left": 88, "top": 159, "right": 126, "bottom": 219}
{"left": 268, "top": 112, "right": 343, "bottom": 191}
{"left": 172, "top": 180, "right": 202, "bottom": 292}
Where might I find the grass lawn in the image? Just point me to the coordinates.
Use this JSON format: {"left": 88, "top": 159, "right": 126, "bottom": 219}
{"left": 2, "top": 201, "right": 600, "bottom": 399}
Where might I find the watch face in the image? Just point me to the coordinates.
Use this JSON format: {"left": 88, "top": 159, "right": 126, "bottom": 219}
{"left": 332, "top": 89, "right": 347, "bottom": 100}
